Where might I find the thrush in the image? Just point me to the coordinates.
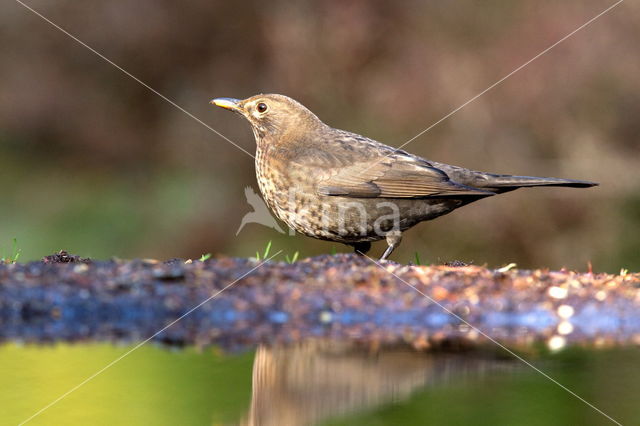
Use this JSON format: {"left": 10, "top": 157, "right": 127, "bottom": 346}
{"left": 211, "top": 94, "right": 597, "bottom": 260}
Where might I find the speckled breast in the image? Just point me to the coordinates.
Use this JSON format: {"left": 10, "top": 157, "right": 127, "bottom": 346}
{"left": 255, "top": 147, "right": 461, "bottom": 243}
{"left": 255, "top": 146, "right": 330, "bottom": 239}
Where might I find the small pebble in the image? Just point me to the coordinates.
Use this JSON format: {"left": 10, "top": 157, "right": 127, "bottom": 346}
{"left": 557, "top": 305, "right": 574, "bottom": 319}
{"left": 548, "top": 335, "right": 566, "bottom": 351}
{"left": 548, "top": 286, "right": 568, "bottom": 299}
{"left": 558, "top": 321, "right": 574, "bottom": 335}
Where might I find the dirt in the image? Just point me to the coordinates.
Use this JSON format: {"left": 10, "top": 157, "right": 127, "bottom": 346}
{"left": 42, "top": 250, "right": 91, "bottom": 264}
{"left": 0, "top": 250, "right": 638, "bottom": 351}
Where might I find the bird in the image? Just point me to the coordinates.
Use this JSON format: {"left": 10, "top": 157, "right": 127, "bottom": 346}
{"left": 211, "top": 94, "right": 597, "bottom": 260}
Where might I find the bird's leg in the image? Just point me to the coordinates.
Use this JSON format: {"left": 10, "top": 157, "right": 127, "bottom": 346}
{"left": 352, "top": 241, "right": 371, "bottom": 256}
{"left": 380, "top": 231, "right": 403, "bottom": 261}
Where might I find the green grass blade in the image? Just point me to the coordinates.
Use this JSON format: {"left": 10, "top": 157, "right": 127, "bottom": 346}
{"left": 263, "top": 240, "right": 272, "bottom": 259}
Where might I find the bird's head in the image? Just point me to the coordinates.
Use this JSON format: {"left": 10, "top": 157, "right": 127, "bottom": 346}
{"left": 210, "top": 94, "right": 324, "bottom": 145}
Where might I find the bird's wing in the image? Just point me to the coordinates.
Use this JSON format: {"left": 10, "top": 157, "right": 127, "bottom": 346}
{"left": 316, "top": 156, "right": 493, "bottom": 199}
{"left": 283, "top": 129, "right": 492, "bottom": 199}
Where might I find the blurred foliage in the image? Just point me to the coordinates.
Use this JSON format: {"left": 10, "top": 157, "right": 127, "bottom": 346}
{"left": 325, "top": 348, "right": 640, "bottom": 425}
{"left": 0, "top": 344, "right": 253, "bottom": 425}
{"left": 0, "top": 0, "right": 638, "bottom": 271}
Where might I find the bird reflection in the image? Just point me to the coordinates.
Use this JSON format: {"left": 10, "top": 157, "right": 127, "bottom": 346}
{"left": 241, "top": 340, "right": 516, "bottom": 426}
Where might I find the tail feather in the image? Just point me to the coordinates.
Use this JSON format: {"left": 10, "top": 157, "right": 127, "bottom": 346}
{"left": 481, "top": 174, "right": 598, "bottom": 192}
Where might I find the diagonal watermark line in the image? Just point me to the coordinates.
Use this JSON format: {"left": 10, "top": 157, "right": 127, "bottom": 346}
{"left": 401, "top": 0, "right": 623, "bottom": 149}
{"left": 399, "top": 0, "right": 623, "bottom": 150}
{"left": 362, "top": 254, "right": 622, "bottom": 425}
{"left": 357, "top": 0, "right": 623, "bottom": 177}
{"left": 18, "top": 251, "right": 282, "bottom": 425}
{"left": 14, "top": 0, "right": 255, "bottom": 160}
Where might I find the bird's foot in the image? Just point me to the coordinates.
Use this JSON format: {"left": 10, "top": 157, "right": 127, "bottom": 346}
{"left": 379, "top": 230, "right": 403, "bottom": 261}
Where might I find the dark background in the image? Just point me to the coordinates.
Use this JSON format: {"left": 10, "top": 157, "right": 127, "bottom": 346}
{"left": 1, "top": 0, "right": 638, "bottom": 271}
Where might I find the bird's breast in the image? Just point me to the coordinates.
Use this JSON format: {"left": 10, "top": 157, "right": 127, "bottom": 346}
{"left": 254, "top": 146, "right": 326, "bottom": 232}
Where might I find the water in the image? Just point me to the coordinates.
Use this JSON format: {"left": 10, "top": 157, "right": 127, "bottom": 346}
{"left": 2, "top": 257, "right": 638, "bottom": 424}
{"left": 2, "top": 342, "right": 638, "bottom": 425}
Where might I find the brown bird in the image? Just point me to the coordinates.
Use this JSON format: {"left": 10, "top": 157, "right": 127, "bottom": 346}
{"left": 211, "top": 94, "right": 597, "bottom": 260}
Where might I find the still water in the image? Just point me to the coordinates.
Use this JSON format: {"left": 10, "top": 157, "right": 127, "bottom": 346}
{"left": 1, "top": 342, "right": 638, "bottom": 425}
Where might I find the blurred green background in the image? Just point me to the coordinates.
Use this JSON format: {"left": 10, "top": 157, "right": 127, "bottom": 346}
{"left": 1, "top": 0, "right": 638, "bottom": 271}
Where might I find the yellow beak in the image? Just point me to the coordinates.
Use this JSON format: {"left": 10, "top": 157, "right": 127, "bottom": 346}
{"left": 210, "top": 97, "right": 243, "bottom": 112}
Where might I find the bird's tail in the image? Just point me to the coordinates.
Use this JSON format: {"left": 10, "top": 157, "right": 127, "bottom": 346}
{"left": 480, "top": 174, "right": 598, "bottom": 192}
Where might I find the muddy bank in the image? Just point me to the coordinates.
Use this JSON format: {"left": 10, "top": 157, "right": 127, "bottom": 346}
{"left": 0, "top": 251, "right": 638, "bottom": 351}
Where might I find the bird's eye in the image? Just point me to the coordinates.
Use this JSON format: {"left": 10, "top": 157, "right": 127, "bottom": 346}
{"left": 257, "top": 102, "right": 268, "bottom": 113}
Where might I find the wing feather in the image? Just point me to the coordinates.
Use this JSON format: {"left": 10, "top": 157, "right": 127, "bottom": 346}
{"left": 317, "top": 157, "right": 492, "bottom": 199}
{"left": 284, "top": 130, "right": 493, "bottom": 199}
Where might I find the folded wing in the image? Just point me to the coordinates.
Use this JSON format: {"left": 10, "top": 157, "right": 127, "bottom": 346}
{"left": 317, "top": 157, "right": 494, "bottom": 199}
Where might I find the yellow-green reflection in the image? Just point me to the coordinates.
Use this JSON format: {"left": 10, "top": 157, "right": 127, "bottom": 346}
{"left": 0, "top": 343, "right": 253, "bottom": 425}
{"left": 3, "top": 343, "right": 640, "bottom": 425}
